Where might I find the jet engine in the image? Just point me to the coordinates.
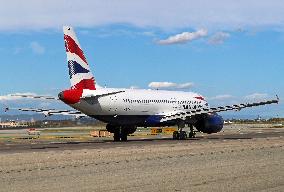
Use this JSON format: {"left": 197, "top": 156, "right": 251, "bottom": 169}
{"left": 194, "top": 113, "right": 224, "bottom": 134}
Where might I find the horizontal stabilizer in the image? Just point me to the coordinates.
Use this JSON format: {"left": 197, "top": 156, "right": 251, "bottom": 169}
{"left": 81, "top": 89, "right": 125, "bottom": 99}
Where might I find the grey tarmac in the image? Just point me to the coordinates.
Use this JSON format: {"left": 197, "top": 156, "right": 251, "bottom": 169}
{"left": 0, "top": 126, "right": 283, "bottom": 192}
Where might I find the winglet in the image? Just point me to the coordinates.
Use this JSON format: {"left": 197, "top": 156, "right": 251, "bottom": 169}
{"left": 4, "top": 107, "right": 9, "bottom": 112}
{"left": 276, "top": 95, "right": 280, "bottom": 104}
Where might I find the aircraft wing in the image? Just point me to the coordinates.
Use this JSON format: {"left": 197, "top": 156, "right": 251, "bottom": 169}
{"left": 160, "top": 96, "right": 279, "bottom": 122}
{"left": 209, "top": 97, "right": 279, "bottom": 113}
{"left": 5, "top": 107, "right": 87, "bottom": 118}
{"left": 10, "top": 94, "right": 59, "bottom": 100}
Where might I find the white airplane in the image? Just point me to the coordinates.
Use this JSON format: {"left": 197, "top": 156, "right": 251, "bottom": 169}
{"left": 7, "top": 26, "right": 279, "bottom": 141}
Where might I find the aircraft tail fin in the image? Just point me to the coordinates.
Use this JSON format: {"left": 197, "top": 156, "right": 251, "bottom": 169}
{"left": 63, "top": 26, "right": 96, "bottom": 90}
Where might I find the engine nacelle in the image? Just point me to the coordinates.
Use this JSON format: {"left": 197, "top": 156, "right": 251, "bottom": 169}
{"left": 194, "top": 113, "right": 224, "bottom": 134}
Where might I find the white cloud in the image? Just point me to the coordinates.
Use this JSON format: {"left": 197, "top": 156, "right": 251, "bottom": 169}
{"left": 176, "top": 82, "right": 195, "bottom": 89}
{"left": 30, "top": 41, "right": 45, "bottom": 54}
{"left": 244, "top": 93, "right": 268, "bottom": 100}
{"left": 149, "top": 82, "right": 177, "bottom": 89}
{"left": 157, "top": 29, "right": 208, "bottom": 45}
{"left": 208, "top": 32, "right": 230, "bottom": 45}
{"left": 1, "top": 1, "right": 284, "bottom": 31}
{"left": 209, "top": 94, "right": 234, "bottom": 100}
{"left": 142, "top": 31, "right": 156, "bottom": 37}
{"left": 13, "top": 47, "right": 24, "bottom": 55}
{"left": 0, "top": 93, "right": 36, "bottom": 101}
{"left": 148, "top": 82, "right": 194, "bottom": 89}
{"left": 130, "top": 86, "right": 139, "bottom": 89}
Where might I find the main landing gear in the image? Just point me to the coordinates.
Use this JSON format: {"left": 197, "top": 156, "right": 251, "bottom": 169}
{"left": 188, "top": 124, "right": 196, "bottom": 138}
{"left": 173, "top": 123, "right": 196, "bottom": 140}
{"left": 106, "top": 124, "right": 137, "bottom": 142}
{"left": 173, "top": 130, "right": 187, "bottom": 140}
{"left": 113, "top": 129, "right": 128, "bottom": 142}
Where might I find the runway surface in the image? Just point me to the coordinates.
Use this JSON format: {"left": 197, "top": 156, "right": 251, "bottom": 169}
{"left": 0, "top": 125, "right": 283, "bottom": 192}
{"left": 0, "top": 125, "right": 283, "bottom": 153}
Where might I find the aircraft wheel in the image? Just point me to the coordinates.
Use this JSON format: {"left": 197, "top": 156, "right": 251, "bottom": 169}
{"left": 121, "top": 132, "right": 128, "bottom": 141}
{"left": 173, "top": 131, "right": 179, "bottom": 140}
{"left": 188, "top": 131, "right": 196, "bottom": 138}
{"left": 179, "top": 131, "right": 187, "bottom": 140}
{"left": 113, "top": 132, "right": 120, "bottom": 142}
{"left": 188, "top": 124, "right": 196, "bottom": 138}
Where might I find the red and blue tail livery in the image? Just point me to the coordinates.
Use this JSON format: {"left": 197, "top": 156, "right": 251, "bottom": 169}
{"left": 63, "top": 26, "right": 96, "bottom": 90}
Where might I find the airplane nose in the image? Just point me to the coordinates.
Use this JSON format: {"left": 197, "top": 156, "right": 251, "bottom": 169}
{"left": 58, "top": 91, "right": 64, "bottom": 101}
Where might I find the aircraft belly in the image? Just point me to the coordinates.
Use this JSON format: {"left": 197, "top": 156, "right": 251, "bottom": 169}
{"left": 90, "top": 115, "right": 176, "bottom": 127}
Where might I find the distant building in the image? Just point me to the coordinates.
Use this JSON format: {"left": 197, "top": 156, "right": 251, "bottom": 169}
{"left": 0, "top": 121, "right": 29, "bottom": 128}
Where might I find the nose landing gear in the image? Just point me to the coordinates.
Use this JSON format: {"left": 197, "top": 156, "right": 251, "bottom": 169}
{"left": 173, "top": 123, "right": 196, "bottom": 140}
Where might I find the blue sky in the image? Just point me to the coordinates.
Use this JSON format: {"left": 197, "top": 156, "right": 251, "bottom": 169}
{"left": 0, "top": 0, "right": 283, "bottom": 118}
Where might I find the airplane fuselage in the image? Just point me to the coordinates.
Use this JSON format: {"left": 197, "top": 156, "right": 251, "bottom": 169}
{"left": 60, "top": 88, "right": 209, "bottom": 126}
